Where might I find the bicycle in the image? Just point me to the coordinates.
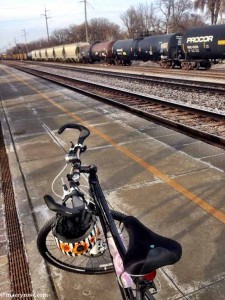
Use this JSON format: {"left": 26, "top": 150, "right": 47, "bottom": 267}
{"left": 37, "top": 123, "right": 182, "bottom": 300}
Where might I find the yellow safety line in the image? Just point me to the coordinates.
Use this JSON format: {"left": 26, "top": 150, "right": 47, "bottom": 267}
{"left": 5, "top": 67, "right": 225, "bottom": 224}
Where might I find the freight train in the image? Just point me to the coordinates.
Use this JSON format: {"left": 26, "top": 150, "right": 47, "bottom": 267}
{"left": 3, "top": 24, "right": 225, "bottom": 70}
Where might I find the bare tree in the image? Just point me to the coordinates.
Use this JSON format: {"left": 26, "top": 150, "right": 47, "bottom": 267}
{"left": 65, "top": 24, "right": 87, "bottom": 43}
{"left": 120, "top": 6, "right": 141, "bottom": 37}
{"left": 158, "top": 0, "right": 193, "bottom": 33}
{"left": 121, "top": 2, "right": 160, "bottom": 38}
{"left": 7, "top": 17, "right": 122, "bottom": 53}
{"left": 51, "top": 29, "right": 68, "bottom": 45}
{"left": 178, "top": 13, "right": 206, "bottom": 31}
{"left": 157, "top": 0, "right": 173, "bottom": 33}
{"left": 194, "top": 0, "right": 225, "bottom": 24}
{"left": 136, "top": 2, "right": 159, "bottom": 33}
{"left": 47, "top": 18, "right": 122, "bottom": 45}
{"left": 88, "top": 18, "right": 122, "bottom": 42}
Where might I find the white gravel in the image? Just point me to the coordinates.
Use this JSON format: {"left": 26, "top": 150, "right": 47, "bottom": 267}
{"left": 29, "top": 65, "right": 225, "bottom": 115}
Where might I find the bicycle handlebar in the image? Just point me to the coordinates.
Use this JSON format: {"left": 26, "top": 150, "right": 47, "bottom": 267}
{"left": 58, "top": 123, "right": 90, "bottom": 145}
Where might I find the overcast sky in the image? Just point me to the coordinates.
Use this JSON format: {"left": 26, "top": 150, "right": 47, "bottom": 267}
{"left": 0, "top": 0, "right": 144, "bottom": 52}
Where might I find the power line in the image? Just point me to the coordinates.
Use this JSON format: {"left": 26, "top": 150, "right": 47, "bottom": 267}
{"left": 0, "top": 17, "right": 41, "bottom": 24}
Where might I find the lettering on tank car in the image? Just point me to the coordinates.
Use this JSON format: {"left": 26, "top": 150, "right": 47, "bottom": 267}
{"left": 187, "top": 36, "right": 213, "bottom": 43}
{"left": 116, "top": 48, "right": 123, "bottom": 55}
{"left": 187, "top": 45, "right": 200, "bottom": 52}
{"left": 176, "top": 36, "right": 183, "bottom": 45}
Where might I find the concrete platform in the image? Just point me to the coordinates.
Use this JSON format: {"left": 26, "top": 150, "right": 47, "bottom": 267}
{"left": 1, "top": 64, "right": 225, "bottom": 299}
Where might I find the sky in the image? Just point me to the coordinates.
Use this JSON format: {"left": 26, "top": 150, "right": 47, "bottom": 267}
{"left": 0, "top": 0, "right": 144, "bottom": 52}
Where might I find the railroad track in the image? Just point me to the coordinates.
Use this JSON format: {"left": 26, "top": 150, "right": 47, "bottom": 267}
{"left": 5, "top": 62, "right": 225, "bottom": 149}
{"left": 6, "top": 60, "right": 225, "bottom": 95}
{"left": 31, "top": 60, "right": 225, "bottom": 81}
{"left": 73, "top": 62, "right": 225, "bottom": 81}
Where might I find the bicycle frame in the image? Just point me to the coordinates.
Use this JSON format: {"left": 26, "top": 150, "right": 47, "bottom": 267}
{"left": 87, "top": 164, "right": 156, "bottom": 300}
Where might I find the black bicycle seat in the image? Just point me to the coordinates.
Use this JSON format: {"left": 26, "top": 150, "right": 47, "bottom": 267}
{"left": 44, "top": 195, "right": 84, "bottom": 217}
{"left": 123, "top": 216, "right": 182, "bottom": 275}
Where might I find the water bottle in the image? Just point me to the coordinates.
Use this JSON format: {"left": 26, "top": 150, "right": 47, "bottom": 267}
{"left": 107, "top": 231, "right": 134, "bottom": 288}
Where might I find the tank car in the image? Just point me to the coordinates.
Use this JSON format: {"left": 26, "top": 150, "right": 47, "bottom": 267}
{"left": 27, "top": 52, "right": 32, "bottom": 60}
{"left": 138, "top": 33, "right": 183, "bottom": 68}
{"left": 80, "top": 44, "right": 92, "bottom": 63}
{"left": 182, "top": 24, "right": 225, "bottom": 69}
{"left": 80, "top": 41, "right": 114, "bottom": 63}
{"left": 91, "top": 41, "right": 115, "bottom": 63}
{"left": 112, "top": 39, "right": 140, "bottom": 65}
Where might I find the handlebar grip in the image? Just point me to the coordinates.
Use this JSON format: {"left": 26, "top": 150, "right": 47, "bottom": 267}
{"left": 58, "top": 123, "right": 90, "bottom": 144}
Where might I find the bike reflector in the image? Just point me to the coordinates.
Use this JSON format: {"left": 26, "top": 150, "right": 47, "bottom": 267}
{"left": 144, "top": 270, "right": 156, "bottom": 281}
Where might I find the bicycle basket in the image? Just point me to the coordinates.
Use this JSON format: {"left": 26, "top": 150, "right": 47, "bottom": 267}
{"left": 52, "top": 211, "right": 100, "bottom": 256}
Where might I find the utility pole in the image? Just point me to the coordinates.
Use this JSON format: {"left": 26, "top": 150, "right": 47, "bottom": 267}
{"left": 14, "top": 38, "right": 20, "bottom": 54}
{"left": 84, "top": 0, "right": 89, "bottom": 43}
{"left": 41, "top": 7, "right": 50, "bottom": 42}
{"left": 22, "top": 29, "right": 28, "bottom": 53}
{"left": 80, "top": 0, "right": 89, "bottom": 43}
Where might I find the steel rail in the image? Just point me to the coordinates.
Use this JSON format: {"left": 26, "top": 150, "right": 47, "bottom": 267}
{"left": 7, "top": 63, "right": 225, "bottom": 149}
{"left": 10, "top": 61, "right": 225, "bottom": 95}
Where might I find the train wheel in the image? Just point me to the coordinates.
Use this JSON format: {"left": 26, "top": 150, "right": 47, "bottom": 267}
{"left": 167, "top": 62, "right": 172, "bottom": 68}
{"left": 205, "top": 61, "right": 211, "bottom": 70}
{"left": 193, "top": 62, "right": 200, "bottom": 70}
{"left": 181, "top": 62, "right": 188, "bottom": 70}
{"left": 160, "top": 61, "right": 167, "bottom": 68}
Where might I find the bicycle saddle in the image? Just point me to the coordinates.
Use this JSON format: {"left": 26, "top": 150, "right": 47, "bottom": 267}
{"left": 123, "top": 216, "right": 182, "bottom": 275}
{"left": 44, "top": 195, "right": 84, "bottom": 217}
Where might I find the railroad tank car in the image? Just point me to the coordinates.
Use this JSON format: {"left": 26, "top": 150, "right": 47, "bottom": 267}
{"left": 112, "top": 39, "right": 140, "bottom": 65}
{"left": 91, "top": 41, "right": 115, "bottom": 63}
{"left": 138, "top": 33, "right": 183, "bottom": 67}
{"left": 80, "top": 42, "right": 115, "bottom": 63}
{"left": 182, "top": 24, "right": 225, "bottom": 69}
{"left": 27, "top": 52, "right": 32, "bottom": 60}
{"left": 80, "top": 44, "right": 92, "bottom": 63}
